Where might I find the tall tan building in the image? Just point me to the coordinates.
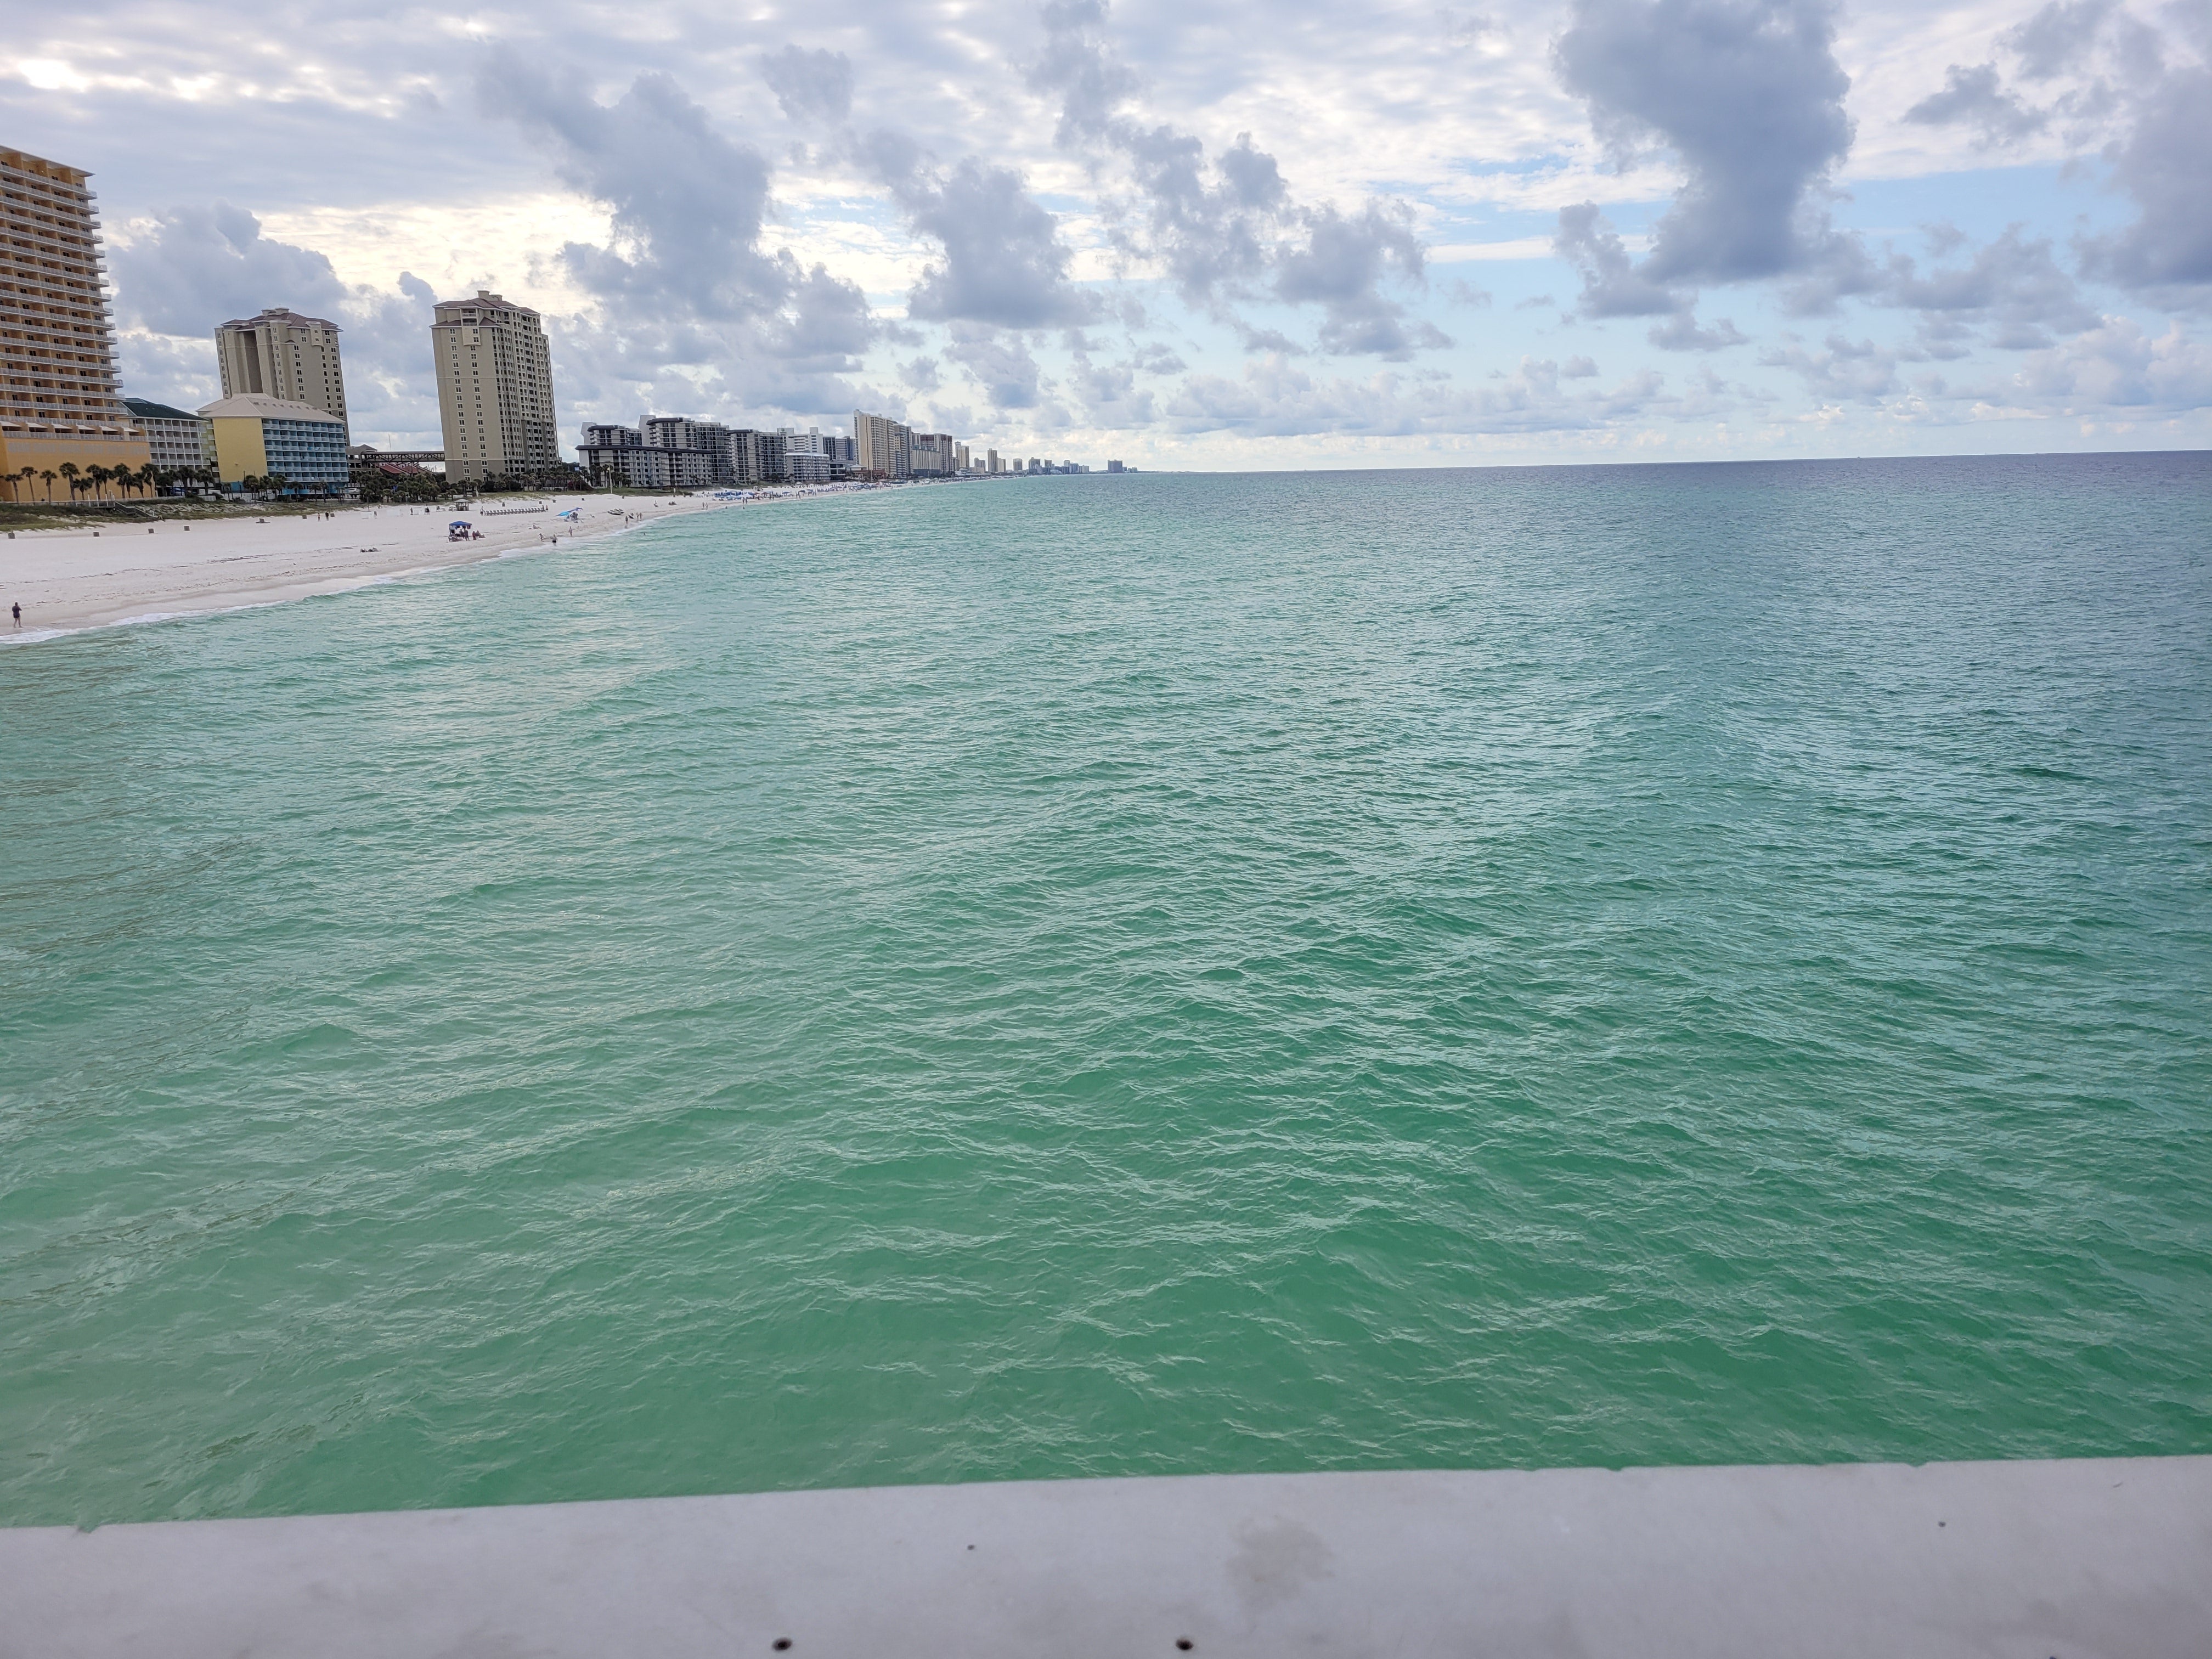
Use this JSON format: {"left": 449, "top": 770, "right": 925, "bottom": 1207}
{"left": 852, "top": 409, "right": 911, "bottom": 479}
{"left": 432, "top": 291, "right": 560, "bottom": 483}
{"left": 215, "top": 307, "right": 348, "bottom": 437}
{"left": 0, "top": 144, "right": 150, "bottom": 501}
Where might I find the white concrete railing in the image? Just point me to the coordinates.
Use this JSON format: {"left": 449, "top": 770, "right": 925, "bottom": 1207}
{"left": 3, "top": 1457, "right": 2207, "bottom": 1657}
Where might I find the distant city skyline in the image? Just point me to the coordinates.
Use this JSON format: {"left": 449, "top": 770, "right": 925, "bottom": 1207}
{"left": 7, "top": 0, "right": 2209, "bottom": 469}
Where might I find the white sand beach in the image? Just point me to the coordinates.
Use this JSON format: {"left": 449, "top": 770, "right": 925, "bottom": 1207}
{"left": 0, "top": 492, "right": 740, "bottom": 642}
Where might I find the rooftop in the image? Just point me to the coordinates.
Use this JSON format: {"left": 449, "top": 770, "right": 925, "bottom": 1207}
{"left": 196, "top": 393, "right": 347, "bottom": 424}
{"left": 0, "top": 145, "right": 92, "bottom": 187}
{"left": 217, "top": 306, "right": 341, "bottom": 332}
{"left": 433, "top": 290, "right": 540, "bottom": 319}
{"left": 123, "top": 397, "right": 201, "bottom": 423}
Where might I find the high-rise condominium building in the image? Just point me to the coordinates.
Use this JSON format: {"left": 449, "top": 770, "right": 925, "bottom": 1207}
{"left": 215, "top": 307, "right": 348, "bottom": 436}
{"left": 852, "top": 409, "right": 911, "bottom": 479}
{"left": 432, "top": 291, "right": 560, "bottom": 483}
{"left": 0, "top": 144, "right": 149, "bottom": 501}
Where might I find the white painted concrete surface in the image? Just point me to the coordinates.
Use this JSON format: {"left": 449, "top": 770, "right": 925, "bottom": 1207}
{"left": 3, "top": 1457, "right": 2208, "bottom": 1657}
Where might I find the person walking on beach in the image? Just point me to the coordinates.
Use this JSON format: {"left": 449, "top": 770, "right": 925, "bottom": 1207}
{"left": 11, "top": 602, "right": 20, "bottom": 627}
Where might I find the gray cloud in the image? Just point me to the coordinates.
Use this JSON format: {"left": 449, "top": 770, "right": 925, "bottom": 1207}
{"left": 1906, "top": 64, "right": 2048, "bottom": 143}
{"left": 22, "top": 0, "right": 2211, "bottom": 452}
{"left": 1552, "top": 203, "right": 1747, "bottom": 349}
{"left": 110, "top": 204, "right": 349, "bottom": 336}
{"left": 1884, "top": 226, "right": 2097, "bottom": 349}
{"left": 1031, "top": 3, "right": 1288, "bottom": 307}
{"left": 1987, "top": 315, "right": 2212, "bottom": 409}
{"left": 1274, "top": 204, "right": 1450, "bottom": 358}
{"left": 1550, "top": 0, "right": 1883, "bottom": 328}
{"left": 1555, "top": 0, "right": 1855, "bottom": 289}
{"left": 945, "top": 323, "right": 1047, "bottom": 408}
{"left": 1850, "top": 316, "right": 2212, "bottom": 419}
{"left": 2005, "top": 0, "right": 2115, "bottom": 80}
{"left": 1553, "top": 201, "right": 1681, "bottom": 317}
{"left": 1904, "top": 0, "right": 2124, "bottom": 145}
{"left": 1758, "top": 229, "right": 2104, "bottom": 401}
{"left": 1903, "top": 3, "right": 2211, "bottom": 305}
{"left": 478, "top": 54, "right": 874, "bottom": 421}
{"left": 1123, "top": 127, "right": 1289, "bottom": 303}
{"left": 479, "top": 57, "right": 783, "bottom": 318}
{"left": 760, "top": 47, "right": 854, "bottom": 125}
{"left": 1757, "top": 332, "right": 1901, "bottom": 403}
{"left": 1030, "top": 1, "right": 1442, "bottom": 358}
{"left": 1648, "top": 313, "right": 1750, "bottom": 351}
{"left": 2081, "top": 59, "right": 2212, "bottom": 299}
{"left": 1035, "top": 0, "right": 1143, "bottom": 146}
{"left": 871, "top": 144, "right": 1099, "bottom": 329}
{"left": 1065, "top": 347, "right": 1158, "bottom": 427}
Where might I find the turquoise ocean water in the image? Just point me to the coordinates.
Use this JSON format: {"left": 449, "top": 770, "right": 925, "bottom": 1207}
{"left": 3, "top": 454, "right": 2209, "bottom": 1527}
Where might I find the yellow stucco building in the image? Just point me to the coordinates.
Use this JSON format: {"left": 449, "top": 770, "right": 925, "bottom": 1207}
{"left": 198, "top": 393, "right": 350, "bottom": 493}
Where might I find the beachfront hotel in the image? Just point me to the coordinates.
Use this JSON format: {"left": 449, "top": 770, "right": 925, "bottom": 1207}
{"left": 0, "top": 143, "right": 151, "bottom": 501}
{"left": 123, "top": 396, "right": 214, "bottom": 472}
{"left": 431, "top": 291, "right": 560, "bottom": 484}
{"left": 215, "top": 307, "right": 349, "bottom": 439}
{"left": 197, "top": 392, "right": 349, "bottom": 494}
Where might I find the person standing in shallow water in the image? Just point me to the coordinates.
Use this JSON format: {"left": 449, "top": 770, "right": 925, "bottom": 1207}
{"left": 10, "top": 602, "right": 19, "bottom": 627}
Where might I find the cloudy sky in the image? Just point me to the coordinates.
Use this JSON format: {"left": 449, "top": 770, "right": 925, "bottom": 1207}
{"left": 10, "top": 0, "right": 2210, "bottom": 466}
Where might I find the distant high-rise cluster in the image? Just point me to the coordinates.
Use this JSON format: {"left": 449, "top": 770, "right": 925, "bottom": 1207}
{"left": 850, "top": 411, "right": 975, "bottom": 481}
{"left": 577, "top": 417, "right": 854, "bottom": 489}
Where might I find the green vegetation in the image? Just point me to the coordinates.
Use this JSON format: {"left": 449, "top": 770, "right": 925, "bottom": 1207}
{"left": 0, "top": 496, "right": 360, "bottom": 532}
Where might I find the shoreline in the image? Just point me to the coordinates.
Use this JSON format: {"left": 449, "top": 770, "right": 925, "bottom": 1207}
{"left": 0, "top": 487, "right": 859, "bottom": 646}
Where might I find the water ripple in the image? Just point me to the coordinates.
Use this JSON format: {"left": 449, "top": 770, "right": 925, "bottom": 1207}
{"left": 2, "top": 455, "right": 2209, "bottom": 1526}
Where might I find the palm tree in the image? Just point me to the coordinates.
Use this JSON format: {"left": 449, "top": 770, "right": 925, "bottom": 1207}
{"left": 58, "top": 461, "right": 81, "bottom": 504}
{"left": 40, "top": 470, "right": 57, "bottom": 503}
